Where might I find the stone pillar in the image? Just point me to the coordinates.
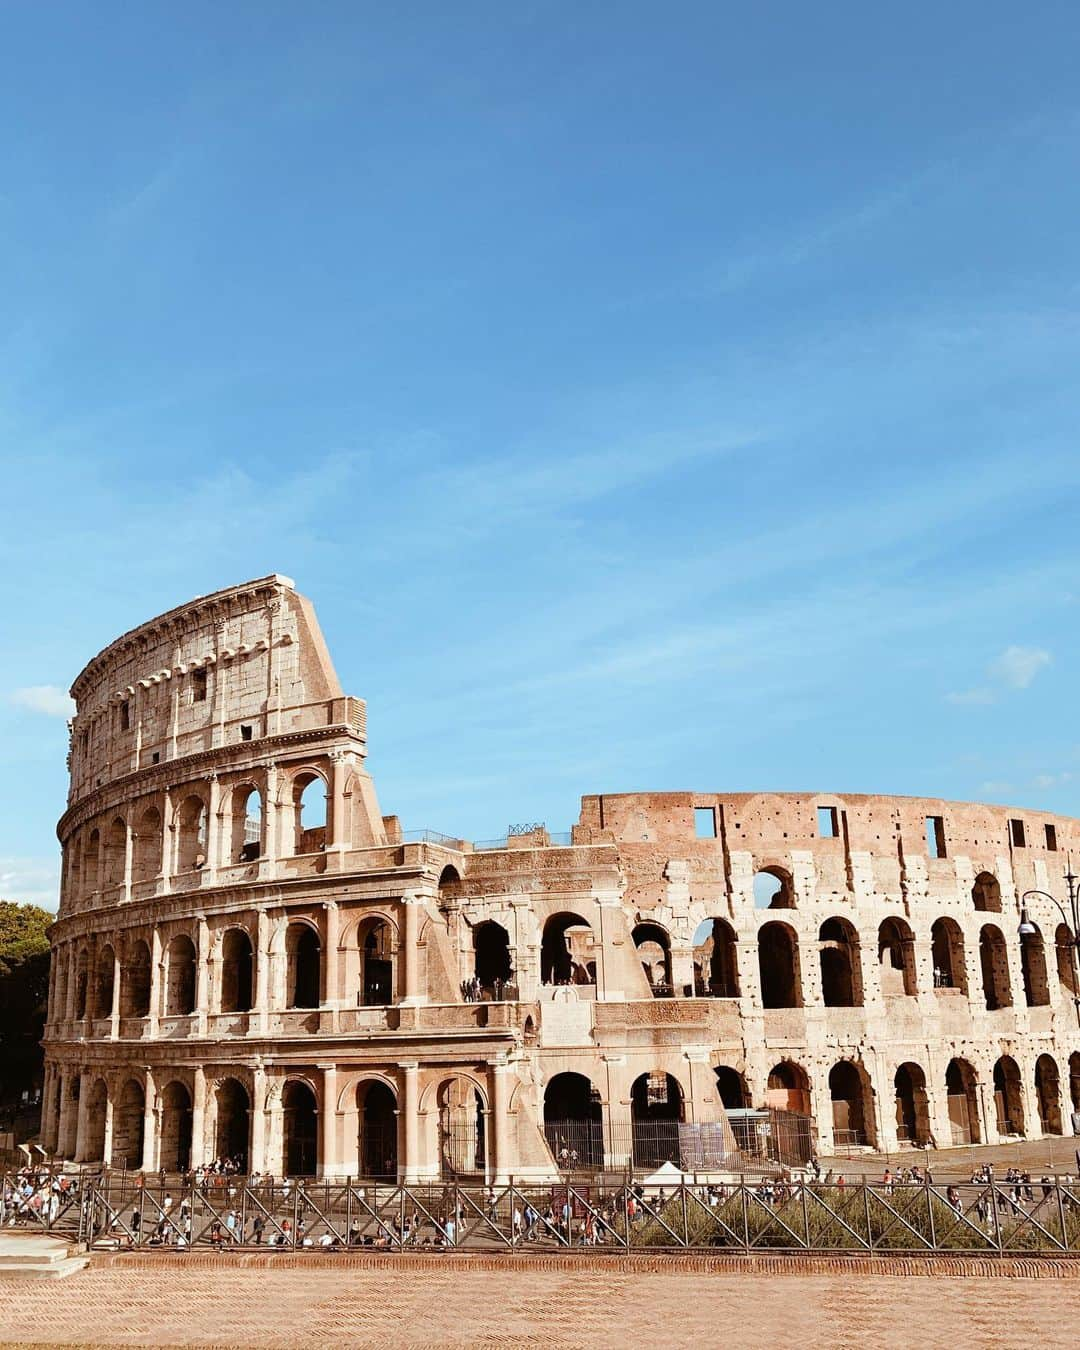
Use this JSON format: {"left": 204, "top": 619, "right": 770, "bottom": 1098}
{"left": 400, "top": 894, "right": 424, "bottom": 1005}
{"left": 109, "top": 945, "right": 122, "bottom": 1038}
{"left": 95, "top": 828, "right": 105, "bottom": 896}
{"left": 249, "top": 1065, "right": 266, "bottom": 1175}
{"left": 64, "top": 945, "right": 77, "bottom": 1023}
{"left": 74, "top": 1070, "right": 91, "bottom": 1161}
{"left": 329, "top": 751, "right": 348, "bottom": 850}
{"left": 56, "top": 1075, "right": 75, "bottom": 1158}
{"left": 253, "top": 909, "right": 270, "bottom": 1034}
{"left": 40, "top": 1067, "right": 56, "bottom": 1152}
{"left": 320, "top": 1064, "right": 338, "bottom": 1178}
{"left": 190, "top": 1066, "right": 206, "bottom": 1168}
{"left": 102, "top": 1092, "right": 115, "bottom": 1167}
{"left": 402, "top": 1062, "right": 420, "bottom": 1183}
{"left": 491, "top": 1061, "right": 513, "bottom": 1182}
{"left": 160, "top": 787, "right": 173, "bottom": 888}
{"left": 141, "top": 1069, "right": 157, "bottom": 1173}
{"left": 148, "top": 927, "right": 162, "bottom": 1034}
{"left": 322, "top": 901, "right": 339, "bottom": 1007}
{"left": 122, "top": 818, "right": 134, "bottom": 902}
{"left": 262, "top": 763, "right": 280, "bottom": 865}
{"left": 206, "top": 774, "right": 221, "bottom": 878}
{"left": 195, "top": 915, "right": 210, "bottom": 1034}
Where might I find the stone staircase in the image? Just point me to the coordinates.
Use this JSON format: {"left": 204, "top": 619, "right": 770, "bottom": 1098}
{"left": 0, "top": 1233, "right": 88, "bottom": 1280}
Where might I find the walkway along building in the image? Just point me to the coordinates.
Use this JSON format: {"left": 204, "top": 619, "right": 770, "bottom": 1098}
{"left": 41, "top": 576, "right": 1080, "bottom": 1179}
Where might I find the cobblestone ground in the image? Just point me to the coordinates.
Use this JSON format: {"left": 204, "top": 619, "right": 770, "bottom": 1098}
{"left": 3, "top": 1263, "right": 1080, "bottom": 1348}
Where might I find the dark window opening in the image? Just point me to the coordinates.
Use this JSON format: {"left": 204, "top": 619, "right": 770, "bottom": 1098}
{"left": 816, "top": 806, "right": 839, "bottom": 838}
{"left": 240, "top": 724, "right": 253, "bottom": 742}
{"left": 1046, "top": 823, "right": 1058, "bottom": 852}
{"left": 120, "top": 702, "right": 130, "bottom": 732}
{"left": 1010, "top": 818, "right": 1026, "bottom": 848}
{"left": 694, "top": 807, "right": 717, "bottom": 839}
{"left": 151, "top": 751, "right": 160, "bottom": 765}
{"left": 925, "top": 815, "right": 946, "bottom": 859}
{"left": 192, "top": 669, "right": 208, "bottom": 703}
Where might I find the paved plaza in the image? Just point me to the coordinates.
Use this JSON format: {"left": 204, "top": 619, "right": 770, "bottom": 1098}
{"left": 2, "top": 1259, "right": 1080, "bottom": 1348}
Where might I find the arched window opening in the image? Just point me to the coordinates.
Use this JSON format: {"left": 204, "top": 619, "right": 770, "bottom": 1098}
{"left": 214, "top": 1078, "right": 250, "bottom": 1169}
{"left": 931, "top": 918, "right": 967, "bottom": 993}
{"left": 358, "top": 1081, "right": 397, "bottom": 1179}
{"left": 438, "top": 865, "right": 462, "bottom": 899}
{"left": 1035, "top": 1055, "right": 1063, "bottom": 1135}
{"left": 829, "top": 1060, "right": 874, "bottom": 1148}
{"left": 177, "top": 796, "right": 208, "bottom": 872}
{"left": 523, "top": 1015, "right": 537, "bottom": 1047}
{"left": 1070, "top": 1052, "right": 1080, "bottom": 1115}
{"left": 438, "top": 1078, "right": 486, "bottom": 1177}
{"left": 94, "top": 945, "right": 115, "bottom": 1019}
{"left": 159, "top": 1081, "right": 193, "bottom": 1173}
{"left": 945, "top": 1059, "right": 981, "bottom": 1144}
{"left": 819, "top": 918, "right": 862, "bottom": 1007}
{"left": 979, "top": 924, "right": 1012, "bottom": 1011}
{"left": 893, "top": 1062, "right": 930, "bottom": 1145}
{"left": 231, "top": 786, "right": 262, "bottom": 863}
{"left": 543, "top": 1072, "right": 603, "bottom": 1169}
{"left": 293, "top": 774, "right": 327, "bottom": 855}
{"left": 282, "top": 1080, "right": 318, "bottom": 1176}
{"left": 74, "top": 951, "right": 88, "bottom": 1021}
{"left": 692, "top": 918, "right": 740, "bottom": 997}
{"left": 131, "top": 805, "right": 162, "bottom": 884}
{"left": 164, "top": 934, "right": 197, "bottom": 1016}
{"left": 714, "top": 1066, "right": 749, "bottom": 1111}
{"left": 104, "top": 818, "right": 127, "bottom": 889}
{"left": 972, "top": 871, "right": 1001, "bottom": 912}
{"left": 83, "top": 1078, "right": 108, "bottom": 1162}
{"left": 993, "top": 1056, "right": 1025, "bottom": 1137}
{"left": 630, "top": 1071, "right": 684, "bottom": 1169}
{"left": 877, "top": 918, "right": 917, "bottom": 997}
{"left": 220, "top": 929, "right": 254, "bottom": 1014}
{"left": 633, "top": 922, "right": 672, "bottom": 997}
{"left": 1020, "top": 923, "right": 1050, "bottom": 1007}
{"left": 86, "top": 828, "right": 101, "bottom": 893}
{"left": 358, "top": 918, "right": 393, "bottom": 1006}
{"left": 67, "top": 839, "right": 83, "bottom": 903}
{"left": 753, "top": 867, "right": 794, "bottom": 909}
{"left": 473, "top": 921, "right": 512, "bottom": 995}
{"left": 122, "top": 939, "right": 152, "bottom": 1018}
{"left": 113, "top": 1079, "right": 145, "bottom": 1168}
{"left": 541, "top": 913, "right": 594, "bottom": 986}
{"left": 758, "top": 922, "right": 802, "bottom": 1008}
{"left": 286, "top": 923, "right": 321, "bottom": 1009}
{"left": 1055, "top": 924, "right": 1079, "bottom": 999}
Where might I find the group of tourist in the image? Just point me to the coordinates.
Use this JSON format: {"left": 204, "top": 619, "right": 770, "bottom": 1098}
{"left": 1, "top": 1167, "right": 80, "bottom": 1225}
{"left": 459, "top": 976, "right": 511, "bottom": 1002}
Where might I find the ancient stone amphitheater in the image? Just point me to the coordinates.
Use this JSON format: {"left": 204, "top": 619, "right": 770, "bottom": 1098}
{"left": 41, "top": 576, "right": 1080, "bottom": 1179}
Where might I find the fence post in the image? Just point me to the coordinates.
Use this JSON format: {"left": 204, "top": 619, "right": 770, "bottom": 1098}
{"left": 925, "top": 1176, "right": 936, "bottom": 1250}
{"left": 1056, "top": 1182, "right": 1068, "bottom": 1251}
{"left": 863, "top": 1183, "right": 873, "bottom": 1252}
{"left": 740, "top": 1182, "right": 749, "bottom": 1253}
{"left": 680, "top": 1183, "right": 688, "bottom": 1246}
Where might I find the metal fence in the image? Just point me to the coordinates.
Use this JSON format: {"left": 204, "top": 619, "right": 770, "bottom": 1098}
{"left": 6, "top": 1172, "right": 1080, "bottom": 1255}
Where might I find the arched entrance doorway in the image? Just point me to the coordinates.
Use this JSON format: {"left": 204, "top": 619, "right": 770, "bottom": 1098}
{"left": 357, "top": 1080, "right": 397, "bottom": 1178}
{"left": 543, "top": 1071, "right": 603, "bottom": 1169}
{"left": 758, "top": 922, "right": 801, "bottom": 1007}
{"left": 159, "top": 1081, "right": 193, "bottom": 1172}
{"left": 828, "top": 1061, "right": 874, "bottom": 1147}
{"left": 437, "top": 1078, "right": 486, "bottom": 1177}
{"left": 358, "top": 918, "right": 394, "bottom": 1006}
{"left": 931, "top": 918, "right": 967, "bottom": 992}
{"left": 214, "top": 1078, "right": 250, "bottom": 1168}
{"left": 819, "top": 919, "right": 862, "bottom": 1006}
{"left": 692, "top": 918, "right": 739, "bottom": 996}
{"left": 714, "top": 1066, "right": 749, "bottom": 1110}
{"left": 1020, "top": 924, "right": 1050, "bottom": 1006}
{"left": 113, "top": 1079, "right": 145, "bottom": 1168}
{"left": 541, "top": 913, "right": 593, "bottom": 985}
{"left": 945, "top": 1058, "right": 981, "bottom": 1144}
{"left": 282, "top": 1080, "right": 318, "bottom": 1176}
{"left": 473, "top": 921, "right": 512, "bottom": 994}
{"left": 993, "top": 1056, "right": 1025, "bottom": 1137}
{"left": 877, "top": 919, "right": 917, "bottom": 996}
{"left": 893, "top": 1062, "right": 930, "bottom": 1145}
{"left": 633, "top": 923, "right": 673, "bottom": 996}
{"left": 286, "top": 923, "right": 321, "bottom": 1009}
{"left": 979, "top": 925, "right": 1012, "bottom": 1010}
{"left": 1035, "top": 1054, "right": 1063, "bottom": 1135}
{"left": 220, "top": 929, "right": 254, "bottom": 1013}
{"left": 630, "top": 1071, "right": 683, "bottom": 1169}
{"left": 765, "top": 1062, "right": 810, "bottom": 1115}
{"left": 164, "top": 935, "right": 196, "bottom": 1016}
{"left": 82, "top": 1078, "right": 108, "bottom": 1162}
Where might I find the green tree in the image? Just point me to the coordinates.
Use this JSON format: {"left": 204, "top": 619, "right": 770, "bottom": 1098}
{"left": 0, "top": 900, "right": 53, "bottom": 1109}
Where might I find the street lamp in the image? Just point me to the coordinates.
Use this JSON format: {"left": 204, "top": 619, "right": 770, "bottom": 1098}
{"left": 1020, "top": 855, "right": 1080, "bottom": 1029}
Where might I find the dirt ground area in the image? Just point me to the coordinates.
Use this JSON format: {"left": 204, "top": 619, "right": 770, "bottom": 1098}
{"left": 2, "top": 1260, "right": 1080, "bottom": 1348}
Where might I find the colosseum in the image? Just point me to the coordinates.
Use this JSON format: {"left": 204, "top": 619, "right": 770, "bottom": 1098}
{"left": 40, "top": 575, "right": 1080, "bottom": 1180}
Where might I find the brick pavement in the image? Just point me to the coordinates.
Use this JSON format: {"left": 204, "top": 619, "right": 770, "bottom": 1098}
{"left": 2, "top": 1258, "right": 1080, "bottom": 1348}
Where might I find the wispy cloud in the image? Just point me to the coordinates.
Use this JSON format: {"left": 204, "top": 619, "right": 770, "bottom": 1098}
{"left": 1032, "top": 771, "right": 1072, "bottom": 790}
{"left": 8, "top": 685, "right": 75, "bottom": 718}
{"left": 0, "top": 856, "right": 59, "bottom": 912}
{"left": 947, "top": 645, "right": 1052, "bottom": 707}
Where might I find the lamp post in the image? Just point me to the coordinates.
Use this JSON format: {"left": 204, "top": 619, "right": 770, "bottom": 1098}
{"left": 1019, "top": 855, "right": 1080, "bottom": 1030}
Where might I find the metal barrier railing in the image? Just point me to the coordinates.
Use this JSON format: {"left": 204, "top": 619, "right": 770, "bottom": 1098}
{"left": 6, "top": 1173, "right": 1080, "bottom": 1255}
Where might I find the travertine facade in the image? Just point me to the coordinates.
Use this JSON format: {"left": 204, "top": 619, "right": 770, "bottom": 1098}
{"left": 41, "top": 577, "right": 1080, "bottom": 1178}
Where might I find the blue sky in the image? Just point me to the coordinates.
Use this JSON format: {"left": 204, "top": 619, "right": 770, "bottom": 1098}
{"left": 3, "top": 3, "right": 1080, "bottom": 911}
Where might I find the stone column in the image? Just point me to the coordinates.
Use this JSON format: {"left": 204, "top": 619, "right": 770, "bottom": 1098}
{"left": 109, "top": 945, "right": 122, "bottom": 1038}
{"left": 262, "top": 763, "right": 280, "bottom": 865}
{"left": 140, "top": 1069, "right": 157, "bottom": 1173}
{"left": 253, "top": 909, "right": 270, "bottom": 1034}
{"left": 329, "top": 751, "right": 349, "bottom": 850}
{"left": 148, "top": 927, "right": 162, "bottom": 1034}
{"left": 319, "top": 1064, "right": 338, "bottom": 1178}
{"left": 322, "top": 902, "right": 339, "bottom": 1006}
{"left": 64, "top": 945, "right": 77, "bottom": 1024}
{"left": 56, "top": 1075, "right": 75, "bottom": 1158}
{"left": 206, "top": 773, "right": 221, "bottom": 878}
{"left": 401, "top": 1062, "right": 420, "bottom": 1183}
{"left": 249, "top": 1064, "right": 266, "bottom": 1175}
{"left": 40, "top": 1067, "right": 56, "bottom": 1152}
{"left": 195, "top": 916, "right": 210, "bottom": 1035}
{"left": 74, "top": 1071, "right": 91, "bottom": 1161}
{"left": 400, "top": 895, "right": 423, "bottom": 1005}
{"left": 491, "top": 1061, "right": 513, "bottom": 1182}
{"left": 160, "top": 787, "right": 173, "bottom": 888}
{"left": 95, "top": 828, "right": 105, "bottom": 896}
{"left": 190, "top": 1066, "right": 206, "bottom": 1168}
{"left": 122, "top": 818, "right": 134, "bottom": 902}
{"left": 102, "top": 1091, "right": 115, "bottom": 1167}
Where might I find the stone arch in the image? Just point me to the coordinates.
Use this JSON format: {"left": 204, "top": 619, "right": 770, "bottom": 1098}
{"left": 85, "top": 827, "right": 101, "bottom": 894}
{"left": 473, "top": 920, "right": 512, "bottom": 991}
{"left": 541, "top": 912, "right": 594, "bottom": 985}
{"left": 630, "top": 1071, "right": 684, "bottom": 1169}
{"left": 757, "top": 921, "right": 802, "bottom": 1008}
{"left": 103, "top": 816, "right": 127, "bottom": 888}
{"left": 67, "top": 834, "right": 83, "bottom": 903}
{"left": 131, "top": 804, "right": 162, "bottom": 884}
{"left": 1035, "top": 1054, "right": 1063, "bottom": 1135}
{"left": 1020, "top": 922, "right": 1051, "bottom": 1007}
{"left": 121, "top": 938, "right": 152, "bottom": 1017}
{"left": 159, "top": 1080, "right": 193, "bottom": 1172}
{"left": 992, "top": 1055, "right": 1025, "bottom": 1137}
{"left": 893, "top": 1062, "right": 930, "bottom": 1145}
{"left": 93, "top": 944, "right": 116, "bottom": 1019}
{"left": 435, "top": 1075, "right": 487, "bottom": 1177}
{"left": 163, "top": 933, "right": 197, "bottom": 1016}
{"left": 353, "top": 914, "right": 395, "bottom": 1006}
{"left": 972, "top": 871, "right": 1001, "bottom": 912}
{"left": 112, "top": 1078, "right": 145, "bottom": 1167}
{"left": 229, "top": 783, "right": 263, "bottom": 863}
{"left": 753, "top": 865, "right": 795, "bottom": 909}
{"left": 1055, "top": 924, "right": 1079, "bottom": 999}
{"left": 357, "top": 1078, "right": 397, "bottom": 1177}
{"left": 979, "top": 924, "right": 1012, "bottom": 1010}
{"left": 285, "top": 920, "right": 322, "bottom": 1009}
{"left": 438, "top": 865, "right": 462, "bottom": 900}
{"left": 819, "top": 917, "right": 862, "bottom": 1007}
{"left": 828, "top": 1059, "right": 876, "bottom": 1148}
{"left": 714, "top": 1065, "right": 750, "bottom": 1110}
{"left": 290, "top": 769, "right": 328, "bottom": 855}
{"left": 213, "top": 1077, "right": 250, "bottom": 1167}
{"left": 74, "top": 948, "right": 89, "bottom": 1021}
{"left": 877, "top": 918, "right": 917, "bottom": 997}
{"left": 282, "top": 1078, "right": 318, "bottom": 1176}
{"left": 945, "top": 1058, "right": 981, "bottom": 1144}
{"left": 220, "top": 926, "right": 254, "bottom": 1013}
{"left": 176, "top": 794, "right": 208, "bottom": 872}
{"left": 633, "top": 921, "right": 672, "bottom": 996}
{"left": 82, "top": 1077, "right": 108, "bottom": 1162}
{"left": 931, "top": 917, "right": 967, "bottom": 993}
{"left": 543, "top": 1071, "right": 603, "bottom": 1169}
{"left": 692, "top": 917, "right": 740, "bottom": 997}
